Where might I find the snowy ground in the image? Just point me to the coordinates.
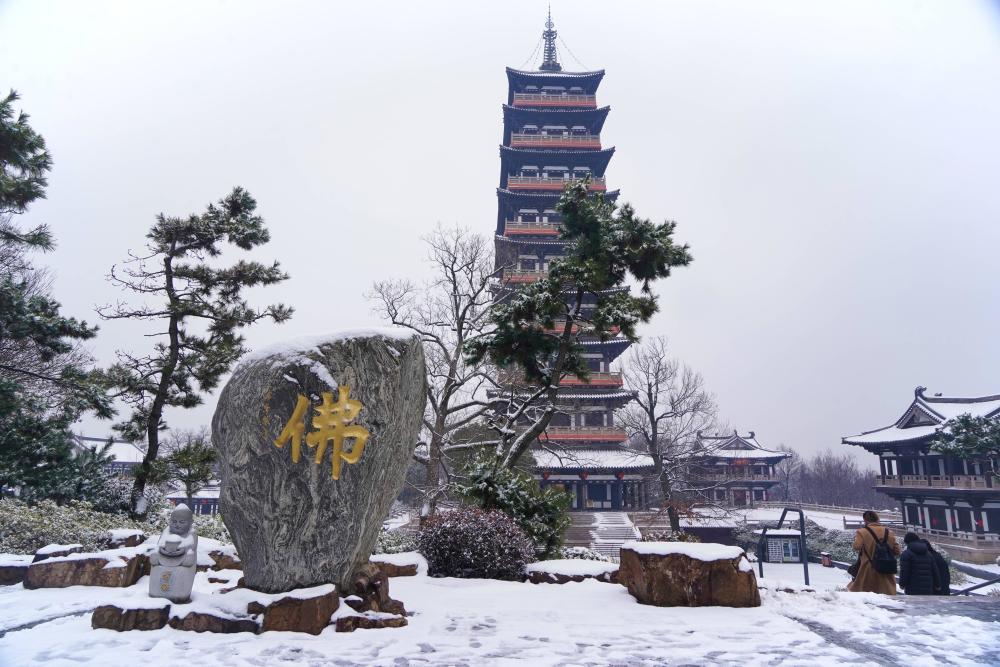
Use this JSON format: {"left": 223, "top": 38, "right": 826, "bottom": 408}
{"left": 738, "top": 508, "right": 854, "bottom": 531}
{"left": 2, "top": 554, "right": 998, "bottom": 666}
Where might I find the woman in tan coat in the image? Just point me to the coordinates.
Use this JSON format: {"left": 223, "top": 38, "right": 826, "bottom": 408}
{"left": 847, "top": 510, "right": 901, "bottom": 594}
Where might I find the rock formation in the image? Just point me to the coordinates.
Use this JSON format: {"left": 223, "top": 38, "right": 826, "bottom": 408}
{"left": 213, "top": 329, "right": 425, "bottom": 593}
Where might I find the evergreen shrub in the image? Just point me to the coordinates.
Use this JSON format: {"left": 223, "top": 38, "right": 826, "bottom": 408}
{"left": 374, "top": 528, "right": 417, "bottom": 555}
{"left": 559, "top": 546, "right": 611, "bottom": 561}
{"left": 0, "top": 498, "right": 146, "bottom": 554}
{"left": 417, "top": 507, "right": 533, "bottom": 580}
{"left": 640, "top": 530, "right": 701, "bottom": 543}
{"left": 455, "top": 454, "right": 571, "bottom": 559}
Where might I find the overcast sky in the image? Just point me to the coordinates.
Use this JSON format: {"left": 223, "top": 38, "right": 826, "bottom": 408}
{"left": 2, "top": 0, "right": 999, "bottom": 464}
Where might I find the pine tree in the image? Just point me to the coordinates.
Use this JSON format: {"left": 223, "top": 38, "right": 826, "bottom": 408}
{"left": 0, "top": 90, "right": 111, "bottom": 500}
{"left": 466, "top": 181, "right": 692, "bottom": 469}
{"left": 100, "top": 187, "right": 291, "bottom": 516}
{"left": 933, "top": 414, "right": 1000, "bottom": 481}
{"left": 149, "top": 429, "right": 217, "bottom": 508}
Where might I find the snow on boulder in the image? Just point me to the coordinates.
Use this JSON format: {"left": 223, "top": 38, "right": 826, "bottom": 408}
{"left": 619, "top": 541, "right": 760, "bottom": 608}
{"left": 525, "top": 559, "right": 619, "bottom": 585}
{"left": 32, "top": 543, "right": 83, "bottom": 563}
{"left": 370, "top": 551, "right": 427, "bottom": 577}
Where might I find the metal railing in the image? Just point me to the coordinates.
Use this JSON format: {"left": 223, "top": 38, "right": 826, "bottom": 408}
{"left": 701, "top": 473, "right": 777, "bottom": 482}
{"left": 510, "top": 133, "right": 601, "bottom": 147}
{"left": 512, "top": 93, "right": 597, "bottom": 107}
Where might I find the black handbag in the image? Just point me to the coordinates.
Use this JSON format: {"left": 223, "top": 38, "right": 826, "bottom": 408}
{"left": 847, "top": 555, "right": 860, "bottom": 578}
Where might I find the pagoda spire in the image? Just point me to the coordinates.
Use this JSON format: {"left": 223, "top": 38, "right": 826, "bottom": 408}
{"left": 539, "top": 6, "right": 562, "bottom": 72}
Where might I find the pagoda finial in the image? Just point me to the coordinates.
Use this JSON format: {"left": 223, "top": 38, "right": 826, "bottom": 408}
{"left": 540, "top": 5, "right": 562, "bottom": 72}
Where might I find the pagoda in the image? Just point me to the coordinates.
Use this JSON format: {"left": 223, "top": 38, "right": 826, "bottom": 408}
{"left": 491, "top": 11, "right": 655, "bottom": 511}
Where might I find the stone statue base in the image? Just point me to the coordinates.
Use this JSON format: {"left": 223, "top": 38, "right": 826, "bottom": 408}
{"left": 149, "top": 564, "right": 196, "bottom": 603}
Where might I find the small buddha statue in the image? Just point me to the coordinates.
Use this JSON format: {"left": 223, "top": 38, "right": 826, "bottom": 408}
{"left": 149, "top": 503, "right": 198, "bottom": 602}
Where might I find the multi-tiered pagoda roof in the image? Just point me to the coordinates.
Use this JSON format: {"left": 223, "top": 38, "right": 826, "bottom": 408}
{"left": 489, "top": 11, "right": 653, "bottom": 511}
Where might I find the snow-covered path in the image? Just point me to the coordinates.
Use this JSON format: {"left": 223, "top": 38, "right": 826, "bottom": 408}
{"left": 1, "top": 565, "right": 997, "bottom": 666}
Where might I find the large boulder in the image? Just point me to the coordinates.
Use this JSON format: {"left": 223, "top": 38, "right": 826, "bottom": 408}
{"left": 618, "top": 542, "right": 760, "bottom": 608}
{"left": 23, "top": 551, "right": 150, "bottom": 589}
{"left": 213, "top": 329, "right": 425, "bottom": 593}
{"left": 0, "top": 555, "right": 31, "bottom": 586}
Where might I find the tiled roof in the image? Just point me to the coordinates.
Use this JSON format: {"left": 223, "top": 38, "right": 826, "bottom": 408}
{"left": 532, "top": 447, "right": 653, "bottom": 470}
{"left": 843, "top": 387, "right": 1000, "bottom": 446}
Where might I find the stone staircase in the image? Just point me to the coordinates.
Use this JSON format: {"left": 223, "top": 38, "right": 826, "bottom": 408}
{"left": 564, "top": 512, "right": 641, "bottom": 560}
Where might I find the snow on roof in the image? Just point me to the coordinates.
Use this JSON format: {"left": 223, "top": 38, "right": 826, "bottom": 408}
{"left": 843, "top": 387, "right": 1000, "bottom": 446}
{"left": 694, "top": 431, "right": 788, "bottom": 460}
{"left": 753, "top": 529, "right": 803, "bottom": 537}
{"left": 533, "top": 447, "right": 654, "bottom": 470}
{"left": 711, "top": 448, "right": 789, "bottom": 460}
{"left": 621, "top": 541, "right": 745, "bottom": 561}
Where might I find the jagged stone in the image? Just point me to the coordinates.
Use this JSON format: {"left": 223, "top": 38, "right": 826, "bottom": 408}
{"left": 526, "top": 569, "right": 619, "bottom": 585}
{"left": 169, "top": 611, "right": 258, "bottom": 634}
{"left": 335, "top": 613, "right": 407, "bottom": 632}
{"left": 32, "top": 543, "right": 83, "bottom": 563}
{"left": 213, "top": 330, "right": 425, "bottom": 593}
{"left": 23, "top": 553, "right": 149, "bottom": 589}
{"left": 208, "top": 549, "right": 242, "bottom": 571}
{"left": 370, "top": 560, "right": 418, "bottom": 578}
{"left": 101, "top": 530, "right": 146, "bottom": 549}
{"left": 618, "top": 544, "right": 760, "bottom": 608}
{"left": 248, "top": 585, "right": 340, "bottom": 635}
{"left": 348, "top": 563, "right": 406, "bottom": 616}
{"left": 92, "top": 604, "right": 170, "bottom": 631}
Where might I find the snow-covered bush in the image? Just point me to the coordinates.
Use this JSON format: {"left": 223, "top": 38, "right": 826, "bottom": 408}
{"left": 0, "top": 498, "right": 146, "bottom": 554}
{"left": 559, "top": 546, "right": 611, "bottom": 562}
{"left": 454, "top": 454, "right": 571, "bottom": 559}
{"left": 417, "top": 507, "right": 534, "bottom": 580}
{"left": 640, "top": 530, "right": 700, "bottom": 543}
{"left": 90, "top": 475, "right": 166, "bottom": 517}
{"left": 374, "top": 528, "right": 417, "bottom": 555}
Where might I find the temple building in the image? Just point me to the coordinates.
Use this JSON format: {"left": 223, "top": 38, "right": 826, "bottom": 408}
{"left": 689, "top": 431, "right": 789, "bottom": 507}
{"left": 489, "top": 12, "right": 654, "bottom": 510}
{"left": 843, "top": 386, "right": 1000, "bottom": 564}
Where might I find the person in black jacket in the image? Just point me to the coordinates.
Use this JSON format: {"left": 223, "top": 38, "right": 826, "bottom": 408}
{"left": 923, "top": 538, "right": 951, "bottom": 595}
{"left": 899, "top": 532, "right": 940, "bottom": 595}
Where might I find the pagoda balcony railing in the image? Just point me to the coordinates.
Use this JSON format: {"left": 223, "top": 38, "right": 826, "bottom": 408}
{"left": 510, "top": 133, "right": 601, "bottom": 149}
{"left": 503, "top": 221, "right": 561, "bottom": 236}
{"left": 512, "top": 93, "right": 597, "bottom": 108}
{"left": 880, "top": 474, "right": 991, "bottom": 489}
{"left": 507, "top": 176, "right": 607, "bottom": 192}
{"left": 901, "top": 524, "right": 1000, "bottom": 543}
{"left": 538, "top": 427, "right": 628, "bottom": 442}
{"left": 503, "top": 269, "right": 548, "bottom": 284}
{"left": 701, "top": 473, "right": 777, "bottom": 482}
{"left": 559, "top": 372, "right": 623, "bottom": 388}
{"left": 541, "top": 322, "right": 622, "bottom": 336}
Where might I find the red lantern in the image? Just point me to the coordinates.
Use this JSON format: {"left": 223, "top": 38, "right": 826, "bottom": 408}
{"left": 541, "top": 472, "right": 551, "bottom": 480}
{"left": 579, "top": 472, "right": 589, "bottom": 480}
{"left": 615, "top": 472, "right": 625, "bottom": 480}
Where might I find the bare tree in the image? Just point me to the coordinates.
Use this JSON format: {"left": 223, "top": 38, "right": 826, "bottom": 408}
{"left": 773, "top": 444, "right": 802, "bottom": 501}
{"left": 370, "top": 226, "right": 498, "bottom": 515}
{"left": 617, "top": 336, "right": 717, "bottom": 532}
{"left": 798, "top": 449, "right": 890, "bottom": 508}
